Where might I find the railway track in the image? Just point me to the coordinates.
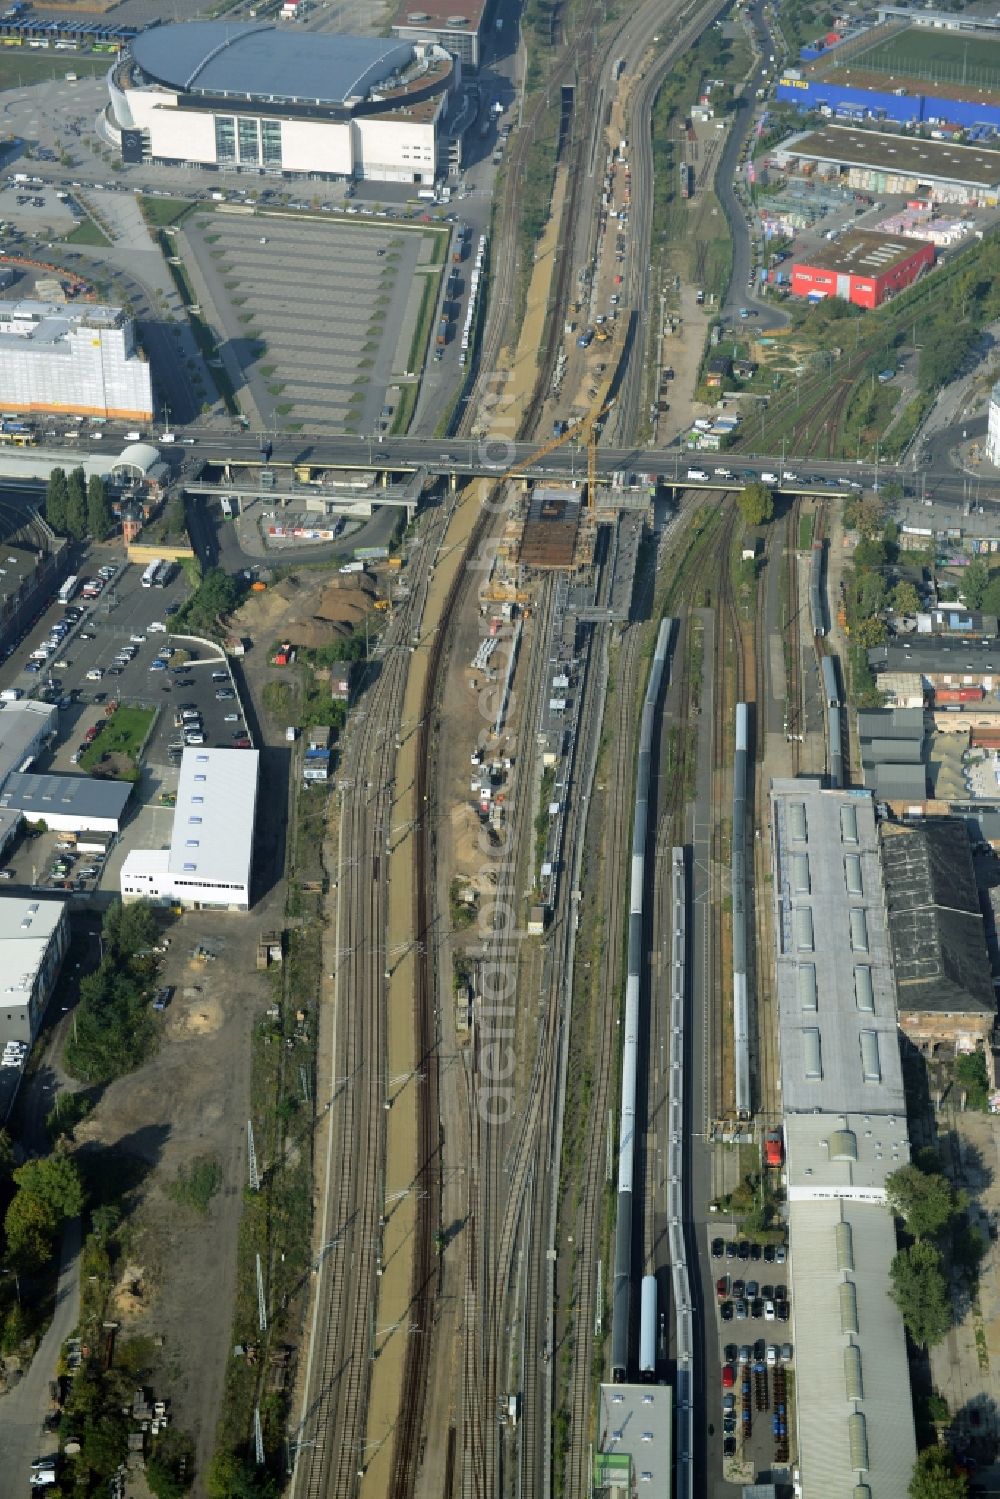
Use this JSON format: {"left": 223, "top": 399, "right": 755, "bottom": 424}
{"left": 294, "top": 611, "right": 411, "bottom": 1499}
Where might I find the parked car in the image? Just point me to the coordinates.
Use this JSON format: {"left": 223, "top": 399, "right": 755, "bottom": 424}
{"left": 764, "top": 1300, "right": 776, "bottom": 1322}
{"left": 721, "top": 1301, "right": 734, "bottom": 1322}
{"left": 712, "top": 1238, "right": 724, "bottom": 1259}
{"left": 722, "top": 1363, "right": 735, "bottom": 1389}
{"left": 717, "top": 1276, "right": 729, "bottom": 1300}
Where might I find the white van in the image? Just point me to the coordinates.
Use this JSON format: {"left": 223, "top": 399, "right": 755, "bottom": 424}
{"left": 0, "top": 687, "right": 23, "bottom": 701}
{"left": 760, "top": 471, "right": 778, "bottom": 484}
{"left": 124, "top": 430, "right": 143, "bottom": 442}
{"left": 686, "top": 468, "right": 708, "bottom": 481}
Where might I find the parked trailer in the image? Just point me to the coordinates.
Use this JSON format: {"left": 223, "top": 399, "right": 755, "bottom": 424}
{"left": 58, "top": 574, "right": 78, "bottom": 605}
{"left": 639, "top": 1275, "right": 657, "bottom": 1378}
{"left": 436, "top": 319, "right": 448, "bottom": 347}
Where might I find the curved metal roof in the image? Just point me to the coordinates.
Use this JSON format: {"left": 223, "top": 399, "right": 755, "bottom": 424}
{"left": 114, "top": 441, "right": 160, "bottom": 473}
{"left": 131, "top": 22, "right": 415, "bottom": 106}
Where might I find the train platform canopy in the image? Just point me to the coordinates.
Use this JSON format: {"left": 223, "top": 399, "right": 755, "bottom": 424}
{"left": 775, "top": 124, "right": 1000, "bottom": 191}
{"left": 0, "top": 445, "right": 117, "bottom": 484}
{"left": 595, "top": 1384, "right": 671, "bottom": 1493}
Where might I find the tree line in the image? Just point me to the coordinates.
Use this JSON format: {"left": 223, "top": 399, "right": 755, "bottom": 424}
{"left": 44, "top": 466, "right": 113, "bottom": 543}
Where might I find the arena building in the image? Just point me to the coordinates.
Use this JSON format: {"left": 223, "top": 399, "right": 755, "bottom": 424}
{"left": 0, "top": 300, "right": 152, "bottom": 421}
{"left": 392, "top": 0, "right": 489, "bottom": 71}
{"left": 790, "top": 230, "right": 934, "bottom": 309}
{"left": 108, "top": 22, "right": 457, "bottom": 183}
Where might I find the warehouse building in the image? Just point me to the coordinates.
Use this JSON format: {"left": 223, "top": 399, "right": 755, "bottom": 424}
{"left": 880, "top": 818, "right": 996, "bottom": 1055}
{"left": 109, "top": 22, "right": 455, "bottom": 183}
{"left": 392, "top": 0, "right": 488, "bottom": 70}
{"left": 0, "top": 772, "right": 132, "bottom": 834}
{"left": 771, "top": 781, "right": 905, "bottom": 1117}
{"left": 121, "top": 746, "right": 258, "bottom": 910}
{"left": 0, "top": 699, "right": 57, "bottom": 784}
{"left": 869, "top": 637, "right": 1000, "bottom": 689}
{"left": 0, "top": 895, "right": 69, "bottom": 1044}
{"left": 0, "top": 300, "right": 152, "bottom": 422}
{"left": 791, "top": 230, "right": 934, "bottom": 309}
{"left": 773, "top": 125, "right": 1000, "bottom": 206}
{"left": 770, "top": 779, "right": 916, "bottom": 1499}
{"left": 595, "top": 1384, "right": 672, "bottom": 1492}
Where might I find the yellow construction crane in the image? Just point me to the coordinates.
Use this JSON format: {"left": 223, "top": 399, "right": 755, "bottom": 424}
{"left": 496, "top": 310, "right": 629, "bottom": 504}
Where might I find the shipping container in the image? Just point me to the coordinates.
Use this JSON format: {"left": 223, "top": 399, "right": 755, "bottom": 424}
{"left": 935, "top": 686, "right": 984, "bottom": 704}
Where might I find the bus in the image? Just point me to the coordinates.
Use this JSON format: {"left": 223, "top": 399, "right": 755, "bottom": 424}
{"left": 153, "top": 560, "right": 172, "bottom": 588}
{"left": 58, "top": 575, "right": 78, "bottom": 605}
{"left": 0, "top": 431, "right": 36, "bottom": 447}
{"left": 141, "top": 559, "right": 163, "bottom": 589}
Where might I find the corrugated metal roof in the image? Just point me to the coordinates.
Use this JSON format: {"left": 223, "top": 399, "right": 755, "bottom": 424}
{"left": 0, "top": 770, "right": 131, "bottom": 824}
{"left": 772, "top": 782, "right": 905, "bottom": 1116}
{"left": 131, "top": 21, "right": 416, "bottom": 105}
{"left": 168, "top": 747, "right": 258, "bottom": 887}
{"left": 881, "top": 820, "right": 995, "bottom": 1015}
{"left": 788, "top": 1201, "right": 914, "bottom": 1499}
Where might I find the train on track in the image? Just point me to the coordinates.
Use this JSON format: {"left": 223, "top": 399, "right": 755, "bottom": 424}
{"left": 809, "top": 539, "right": 827, "bottom": 637}
{"left": 732, "top": 702, "right": 751, "bottom": 1119}
{"left": 611, "top": 617, "right": 673, "bottom": 1384}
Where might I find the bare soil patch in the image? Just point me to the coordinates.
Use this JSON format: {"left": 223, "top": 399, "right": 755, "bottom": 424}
{"left": 68, "top": 914, "right": 273, "bottom": 1495}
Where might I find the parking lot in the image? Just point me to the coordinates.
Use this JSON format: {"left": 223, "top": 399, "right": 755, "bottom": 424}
{"left": 0, "top": 549, "right": 249, "bottom": 896}
{"left": 180, "top": 210, "right": 448, "bottom": 434}
{"left": 709, "top": 1231, "right": 796, "bottom": 1480}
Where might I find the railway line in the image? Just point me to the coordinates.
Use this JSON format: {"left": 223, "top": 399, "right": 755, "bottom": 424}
{"left": 292, "top": 591, "right": 415, "bottom": 1499}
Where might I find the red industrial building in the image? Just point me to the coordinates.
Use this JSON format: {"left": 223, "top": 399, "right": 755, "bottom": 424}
{"left": 790, "top": 230, "right": 934, "bottom": 309}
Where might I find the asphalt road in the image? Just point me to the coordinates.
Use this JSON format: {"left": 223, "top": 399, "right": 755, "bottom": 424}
{"left": 714, "top": 3, "right": 790, "bottom": 332}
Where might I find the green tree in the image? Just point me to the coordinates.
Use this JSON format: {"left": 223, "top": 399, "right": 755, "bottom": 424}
{"left": 844, "top": 494, "right": 885, "bottom": 538}
{"left": 102, "top": 897, "right": 157, "bottom": 958}
{"left": 854, "top": 536, "right": 887, "bottom": 571}
{"left": 955, "top": 1050, "right": 990, "bottom": 1110}
{"left": 963, "top": 556, "right": 990, "bottom": 610}
{"left": 908, "top": 1445, "right": 969, "bottom": 1499}
{"left": 13, "top": 1152, "right": 85, "bottom": 1220}
{"left": 892, "top": 581, "right": 920, "bottom": 616}
{"left": 886, "top": 1164, "right": 962, "bottom": 1240}
{"left": 980, "top": 576, "right": 1000, "bottom": 617}
{"left": 4, "top": 1190, "right": 54, "bottom": 1264}
{"left": 737, "top": 481, "right": 774, "bottom": 527}
{"left": 206, "top": 1453, "right": 279, "bottom": 1499}
{"left": 858, "top": 571, "right": 887, "bottom": 619}
{"left": 87, "top": 474, "right": 112, "bottom": 541}
{"left": 45, "top": 467, "right": 68, "bottom": 534}
{"left": 65, "top": 466, "right": 87, "bottom": 541}
{"left": 890, "top": 1241, "right": 952, "bottom": 1347}
{"left": 854, "top": 615, "right": 888, "bottom": 649}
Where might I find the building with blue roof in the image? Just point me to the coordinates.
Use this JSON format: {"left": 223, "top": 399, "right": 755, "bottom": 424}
{"left": 108, "top": 21, "right": 456, "bottom": 182}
